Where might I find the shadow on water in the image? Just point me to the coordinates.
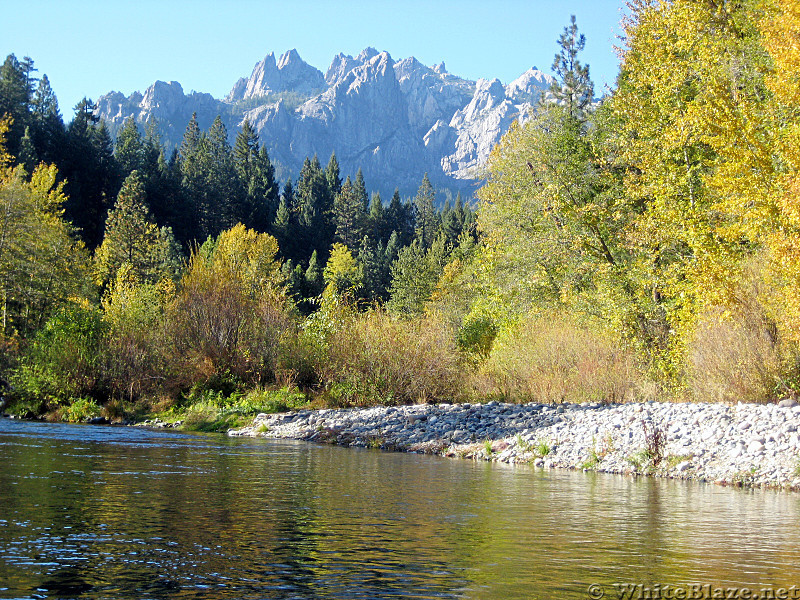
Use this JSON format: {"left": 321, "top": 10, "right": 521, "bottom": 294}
{"left": 36, "top": 567, "right": 93, "bottom": 598}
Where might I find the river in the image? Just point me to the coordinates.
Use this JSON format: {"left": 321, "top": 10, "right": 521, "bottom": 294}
{"left": 1, "top": 418, "right": 799, "bottom": 599}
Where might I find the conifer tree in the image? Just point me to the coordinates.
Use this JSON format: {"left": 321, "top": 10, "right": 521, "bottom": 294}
{"left": 115, "top": 117, "right": 144, "bottom": 177}
{"left": 354, "top": 168, "right": 369, "bottom": 212}
{"left": 234, "top": 120, "right": 278, "bottom": 232}
{"left": 334, "top": 175, "right": 366, "bottom": 250}
{"left": 305, "top": 249, "right": 324, "bottom": 297}
{"left": 413, "top": 173, "right": 438, "bottom": 249}
{"left": 358, "top": 235, "right": 383, "bottom": 302}
{"left": 325, "top": 151, "right": 342, "bottom": 197}
{"left": 30, "top": 74, "right": 64, "bottom": 165}
{"left": 550, "top": 15, "right": 594, "bottom": 120}
{"left": 368, "top": 191, "right": 386, "bottom": 242}
{"left": 94, "top": 170, "right": 180, "bottom": 287}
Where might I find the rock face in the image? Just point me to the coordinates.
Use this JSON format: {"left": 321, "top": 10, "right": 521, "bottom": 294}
{"left": 95, "top": 48, "right": 555, "bottom": 199}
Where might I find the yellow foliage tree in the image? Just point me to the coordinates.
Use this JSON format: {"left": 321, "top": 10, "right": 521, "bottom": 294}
{"left": 610, "top": 0, "right": 775, "bottom": 377}
{"left": 761, "top": 0, "right": 800, "bottom": 341}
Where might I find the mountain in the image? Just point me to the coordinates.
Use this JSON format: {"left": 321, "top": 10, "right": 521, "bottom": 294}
{"left": 95, "top": 49, "right": 554, "bottom": 200}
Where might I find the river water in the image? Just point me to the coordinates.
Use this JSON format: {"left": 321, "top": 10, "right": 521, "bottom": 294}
{"left": 0, "top": 418, "right": 799, "bottom": 600}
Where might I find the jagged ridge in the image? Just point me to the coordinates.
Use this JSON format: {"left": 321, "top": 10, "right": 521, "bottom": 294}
{"left": 95, "top": 49, "right": 555, "bottom": 199}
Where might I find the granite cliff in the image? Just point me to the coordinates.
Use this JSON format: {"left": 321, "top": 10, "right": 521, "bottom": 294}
{"left": 95, "top": 49, "right": 554, "bottom": 199}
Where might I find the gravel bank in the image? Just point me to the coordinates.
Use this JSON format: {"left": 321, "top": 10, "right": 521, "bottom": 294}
{"left": 229, "top": 399, "right": 800, "bottom": 491}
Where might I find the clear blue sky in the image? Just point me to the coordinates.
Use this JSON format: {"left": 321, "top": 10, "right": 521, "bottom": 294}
{"left": 5, "top": 0, "right": 626, "bottom": 118}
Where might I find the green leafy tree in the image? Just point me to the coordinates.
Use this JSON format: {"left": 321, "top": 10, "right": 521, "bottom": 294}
{"left": 0, "top": 162, "right": 92, "bottom": 337}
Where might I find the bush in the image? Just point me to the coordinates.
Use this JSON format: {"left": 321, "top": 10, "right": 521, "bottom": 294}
{"left": 317, "top": 310, "right": 465, "bottom": 406}
{"left": 102, "top": 269, "right": 175, "bottom": 401}
{"left": 10, "top": 303, "right": 108, "bottom": 411}
{"left": 167, "top": 225, "right": 295, "bottom": 389}
{"left": 478, "top": 312, "right": 641, "bottom": 404}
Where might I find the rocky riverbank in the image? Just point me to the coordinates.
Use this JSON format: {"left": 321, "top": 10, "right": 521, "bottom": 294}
{"left": 229, "top": 399, "right": 800, "bottom": 491}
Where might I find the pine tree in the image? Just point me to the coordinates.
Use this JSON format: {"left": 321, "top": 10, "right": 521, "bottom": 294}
{"left": 63, "top": 98, "right": 121, "bottom": 249}
{"left": 413, "top": 173, "right": 438, "bottom": 249}
{"left": 233, "top": 121, "right": 278, "bottom": 232}
{"left": 354, "top": 168, "right": 369, "bottom": 212}
{"left": 305, "top": 249, "right": 324, "bottom": 297}
{"left": 296, "top": 155, "right": 333, "bottom": 260}
{"left": 367, "top": 191, "right": 386, "bottom": 242}
{"left": 272, "top": 195, "right": 293, "bottom": 258}
{"left": 19, "top": 126, "right": 37, "bottom": 173}
{"left": 94, "top": 170, "right": 180, "bottom": 286}
{"left": 115, "top": 117, "right": 144, "bottom": 177}
{"left": 334, "top": 175, "right": 366, "bottom": 250}
{"left": 358, "top": 235, "right": 383, "bottom": 303}
{"left": 0, "top": 54, "right": 32, "bottom": 158}
{"left": 550, "top": 15, "right": 594, "bottom": 120}
{"left": 386, "top": 187, "right": 415, "bottom": 246}
{"left": 30, "top": 74, "right": 64, "bottom": 166}
{"left": 325, "top": 151, "right": 342, "bottom": 197}
{"left": 205, "top": 115, "right": 244, "bottom": 234}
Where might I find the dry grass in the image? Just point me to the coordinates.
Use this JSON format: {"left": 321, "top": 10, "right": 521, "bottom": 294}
{"left": 688, "top": 305, "right": 788, "bottom": 403}
{"left": 476, "top": 312, "right": 642, "bottom": 404}
{"left": 318, "top": 310, "right": 465, "bottom": 406}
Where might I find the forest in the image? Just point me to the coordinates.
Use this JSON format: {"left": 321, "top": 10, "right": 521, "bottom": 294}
{"left": 1, "top": 0, "right": 798, "bottom": 429}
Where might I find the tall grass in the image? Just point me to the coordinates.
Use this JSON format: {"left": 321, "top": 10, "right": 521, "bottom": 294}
{"left": 476, "top": 312, "right": 642, "bottom": 404}
{"left": 316, "top": 310, "right": 465, "bottom": 406}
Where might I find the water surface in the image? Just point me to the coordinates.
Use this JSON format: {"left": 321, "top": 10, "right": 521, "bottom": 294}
{"left": 0, "top": 418, "right": 798, "bottom": 599}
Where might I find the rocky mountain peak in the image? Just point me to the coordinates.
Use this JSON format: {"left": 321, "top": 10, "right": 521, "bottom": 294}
{"left": 505, "top": 67, "right": 553, "bottom": 103}
{"left": 226, "top": 49, "right": 324, "bottom": 103}
{"left": 96, "top": 48, "right": 563, "bottom": 199}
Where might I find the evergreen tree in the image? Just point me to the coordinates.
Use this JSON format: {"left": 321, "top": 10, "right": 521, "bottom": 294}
{"left": 354, "top": 167, "right": 369, "bottom": 212}
{"left": 296, "top": 155, "right": 333, "bottom": 260}
{"left": 325, "top": 151, "right": 342, "bottom": 197}
{"left": 233, "top": 121, "right": 278, "bottom": 232}
{"left": 367, "top": 191, "right": 386, "bottom": 242}
{"left": 441, "top": 198, "right": 463, "bottom": 247}
{"left": 305, "top": 249, "right": 324, "bottom": 297}
{"left": 358, "top": 235, "right": 384, "bottom": 303}
{"left": 63, "top": 98, "right": 120, "bottom": 249}
{"left": 0, "top": 54, "right": 32, "bottom": 158}
{"left": 19, "top": 126, "right": 37, "bottom": 173}
{"left": 334, "top": 175, "right": 366, "bottom": 250}
{"left": 205, "top": 115, "right": 244, "bottom": 233}
{"left": 387, "top": 233, "right": 449, "bottom": 316}
{"left": 386, "top": 187, "right": 414, "bottom": 246}
{"left": 550, "top": 15, "right": 594, "bottom": 120}
{"left": 94, "top": 170, "right": 180, "bottom": 287}
{"left": 413, "top": 173, "right": 438, "bottom": 249}
{"left": 30, "top": 74, "right": 64, "bottom": 166}
{"left": 115, "top": 117, "right": 144, "bottom": 177}
{"left": 272, "top": 195, "right": 293, "bottom": 258}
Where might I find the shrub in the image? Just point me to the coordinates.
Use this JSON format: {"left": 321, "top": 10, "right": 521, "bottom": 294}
{"left": 10, "top": 303, "right": 108, "bottom": 410}
{"left": 686, "top": 256, "right": 800, "bottom": 403}
{"left": 317, "top": 310, "right": 465, "bottom": 406}
{"left": 102, "top": 267, "right": 175, "bottom": 401}
{"left": 167, "top": 225, "right": 295, "bottom": 389}
{"left": 687, "top": 305, "right": 793, "bottom": 403}
{"left": 478, "top": 312, "right": 641, "bottom": 404}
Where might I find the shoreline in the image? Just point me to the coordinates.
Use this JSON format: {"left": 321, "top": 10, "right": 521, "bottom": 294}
{"left": 229, "top": 399, "right": 800, "bottom": 491}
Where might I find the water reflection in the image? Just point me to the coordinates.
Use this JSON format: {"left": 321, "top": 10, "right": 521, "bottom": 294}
{"left": 0, "top": 419, "right": 799, "bottom": 599}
